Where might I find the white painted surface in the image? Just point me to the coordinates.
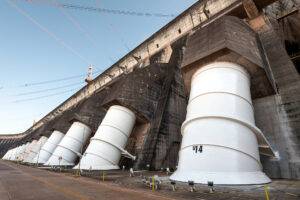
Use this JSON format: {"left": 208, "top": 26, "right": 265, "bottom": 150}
{"left": 24, "top": 136, "right": 48, "bottom": 163}
{"left": 16, "top": 142, "right": 30, "bottom": 161}
{"left": 170, "top": 62, "right": 271, "bottom": 185}
{"left": 15, "top": 144, "right": 27, "bottom": 160}
{"left": 11, "top": 145, "right": 26, "bottom": 161}
{"left": 5, "top": 149, "right": 13, "bottom": 160}
{"left": 20, "top": 140, "right": 37, "bottom": 162}
{"left": 45, "top": 122, "right": 92, "bottom": 166}
{"left": 8, "top": 147, "right": 18, "bottom": 160}
{"left": 74, "top": 105, "right": 136, "bottom": 170}
{"left": 7, "top": 148, "right": 16, "bottom": 160}
{"left": 32, "top": 130, "right": 64, "bottom": 164}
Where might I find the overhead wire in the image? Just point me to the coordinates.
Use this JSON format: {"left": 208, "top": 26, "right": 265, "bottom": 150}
{"left": 6, "top": 0, "right": 92, "bottom": 65}
{"left": 95, "top": 0, "right": 131, "bottom": 52}
{"left": 0, "top": 69, "right": 102, "bottom": 90}
{"left": 53, "top": 0, "right": 115, "bottom": 64}
{"left": 11, "top": 0, "right": 177, "bottom": 18}
{"left": 0, "top": 81, "right": 85, "bottom": 98}
{"left": 0, "top": 87, "right": 81, "bottom": 104}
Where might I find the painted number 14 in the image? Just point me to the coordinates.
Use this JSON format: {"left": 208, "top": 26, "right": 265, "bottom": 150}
{"left": 193, "top": 145, "right": 203, "bottom": 153}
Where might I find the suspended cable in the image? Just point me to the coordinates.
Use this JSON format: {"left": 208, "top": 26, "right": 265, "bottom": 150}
{"left": 53, "top": 0, "right": 115, "bottom": 64}
{"left": 1, "top": 87, "right": 81, "bottom": 104}
{"left": 0, "top": 69, "right": 102, "bottom": 90}
{"left": 6, "top": 0, "right": 92, "bottom": 65}
{"left": 0, "top": 81, "right": 85, "bottom": 98}
{"left": 1, "top": 113, "right": 43, "bottom": 121}
{"left": 11, "top": 0, "right": 176, "bottom": 18}
{"left": 95, "top": 0, "right": 130, "bottom": 52}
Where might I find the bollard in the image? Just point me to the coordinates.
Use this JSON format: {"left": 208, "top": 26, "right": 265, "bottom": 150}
{"left": 129, "top": 168, "right": 134, "bottom": 177}
{"left": 188, "top": 181, "right": 195, "bottom": 192}
{"left": 166, "top": 168, "right": 170, "bottom": 175}
{"left": 208, "top": 181, "right": 214, "bottom": 193}
{"left": 171, "top": 180, "right": 176, "bottom": 191}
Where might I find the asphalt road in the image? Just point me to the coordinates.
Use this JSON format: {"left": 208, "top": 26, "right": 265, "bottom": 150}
{"left": 1, "top": 160, "right": 299, "bottom": 200}
{"left": 0, "top": 160, "right": 177, "bottom": 200}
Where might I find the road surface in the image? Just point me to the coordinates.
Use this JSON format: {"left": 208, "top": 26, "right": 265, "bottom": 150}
{"left": 0, "top": 160, "right": 177, "bottom": 200}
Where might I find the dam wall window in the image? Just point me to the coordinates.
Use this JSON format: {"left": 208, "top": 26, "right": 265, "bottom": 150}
{"left": 285, "top": 40, "right": 300, "bottom": 75}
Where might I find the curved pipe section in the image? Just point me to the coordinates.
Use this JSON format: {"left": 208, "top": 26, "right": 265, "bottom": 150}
{"left": 11, "top": 144, "right": 26, "bottom": 161}
{"left": 20, "top": 140, "right": 37, "bottom": 162}
{"left": 32, "top": 130, "right": 64, "bottom": 164}
{"left": 16, "top": 142, "right": 29, "bottom": 161}
{"left": 24, "top": 136, "right": 48, "bottom": 163}
{"left": 45, "top": 121, "right": 91, "bottom": 166}
{"left": 74, "top": 105, "right": 136, "bottom": 170}
{"left": 7, "top": 148, "right": 17, "bottom": 160}
{"left": 171, "top": 62, "right": 271, "bottom": 185}
{"left": 8, "top": 147, "right": 18, "bottom": 161}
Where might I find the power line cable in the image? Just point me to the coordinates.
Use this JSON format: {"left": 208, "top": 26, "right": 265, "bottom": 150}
{"left": 53, "top": 0, "right": 115, "bottom": 64}
{"left": 6, "top": 0, "right": 92, "bottom": 65}
{"left": 12, "top": 0, "right": 176, "bottom": 18}
{"left": 0, "top": 81, "right": 85, "bottom": 98}
{"left": 0, "top": 87, "right": 81, "bottom": 104}
{"left": 0, "top": 69, "right": 102, "bottom": 90}
{"left": 95, "top": 0, "right": 131, "bottom": 52}
{"left": 6, "top": 0, "right": 107, "bottom": 86}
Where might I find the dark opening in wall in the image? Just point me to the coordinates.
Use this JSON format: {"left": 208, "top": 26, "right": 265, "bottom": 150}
{"left": 178, "top": 28, "right": 182, "bottom": 34}
{"left": 156, "top": 44, "right": 159, "bottom": 48}
{"left": 285, "top": 40, "right": 300, "bottom": 74}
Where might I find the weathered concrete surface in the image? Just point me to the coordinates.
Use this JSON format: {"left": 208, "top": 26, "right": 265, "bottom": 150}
{"left": 102, "top": 63, "right": 169, "bottom": 122}
{"left": 180, "top": 15, "right": 275, "bottom": 99}
{"left": 133, "top": 37, "right": 187, "bottom": 170}
{"left": 253, "top": 95, "right": 294, "bottom": 178}
{"left": 256, "top": 23, "right": 300, "bottom": 178}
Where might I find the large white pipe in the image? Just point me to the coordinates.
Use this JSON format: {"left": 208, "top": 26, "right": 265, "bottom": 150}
{"left": 74, "top": 105, "right": 136, "bottom": 170}
{"left": 8, "top": 147, "right": 18, "bottom": 160}
{"left": 32, "top": 130, "right": 64, "bottom": 164}
{"left": 45, "top": 121, "right": 92, "bottom": 166}
{"left": 4, "top": 150, "right": 12, "bottom": 160}
{"left": 5, "top": 149, "right": 13, "bottom": 160}
{"left": 16, "top": 143, "right": 29, "bottom": 161}
{"left": 16, "top": 142, "right": 30, "bottom": 161}
{"left": 9, "top": 147, "right": 20, "bottom": 160}
{"left": 13, "top": 145, "right": 25, "bottom": 160}
{"left": 11, "top": 145, "right": 24, "bottom": 161}
{"left": 170, "top": 62, "right": 271, "bottom": 185}
{"left": 24, "top": 137, "right": 48, "bottom": 163}
{"left": 4, "top": 149, "right": 14, "bottom": 160}
{"left": 2, "top": 150, "right": 10, "bottom": 159}
{"left": 20, "top": 140, "right": 38, "bottom": 161}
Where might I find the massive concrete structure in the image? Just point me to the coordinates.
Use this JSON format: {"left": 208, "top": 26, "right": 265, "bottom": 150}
{"left": 1, "top": 0, "right": 299, "bottom": 179}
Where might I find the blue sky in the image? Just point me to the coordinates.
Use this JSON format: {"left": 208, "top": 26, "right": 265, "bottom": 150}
{"left": 0, "top": 0, "right": 196, "bottom": 134}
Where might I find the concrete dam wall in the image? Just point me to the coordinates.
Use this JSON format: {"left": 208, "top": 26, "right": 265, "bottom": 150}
{"left": 1, "top": 0, "right": 300, "bottom": 180}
